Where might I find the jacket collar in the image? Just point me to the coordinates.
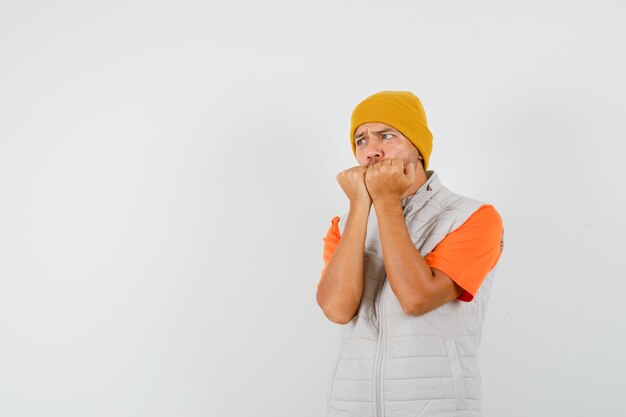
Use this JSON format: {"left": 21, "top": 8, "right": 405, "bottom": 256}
{"left": 401, "top": 170, "right": 441, "bottom": 212}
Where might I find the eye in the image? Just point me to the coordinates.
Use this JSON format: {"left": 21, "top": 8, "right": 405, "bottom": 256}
{"left": 355, "top": 138, "right": 366, "bottom": 146}
{"left": 381, "top": 133, "right": 394, "bottom": 140}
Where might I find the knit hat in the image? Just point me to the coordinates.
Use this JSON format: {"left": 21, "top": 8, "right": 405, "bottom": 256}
{"left": 350, "top": 91, "right": 433, "bottom": 169}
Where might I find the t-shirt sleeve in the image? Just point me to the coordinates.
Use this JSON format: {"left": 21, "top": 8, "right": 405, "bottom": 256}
{"left": 424, "top": 204, "right": 504, "bottom": 302}
{"left": 322, "top": 216, "right": 341, "bottom": 271}
{"left": 318, "top": 216, "right": 341, "bottom": 288}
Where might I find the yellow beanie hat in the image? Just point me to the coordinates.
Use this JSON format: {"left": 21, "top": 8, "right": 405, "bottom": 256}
{"left": 350, "top": 91, "right": 433, "bottom": 169}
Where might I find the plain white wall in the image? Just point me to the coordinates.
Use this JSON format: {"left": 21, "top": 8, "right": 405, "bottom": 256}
{"left": 1, "top": 1, "right": 625, "bottom": 416}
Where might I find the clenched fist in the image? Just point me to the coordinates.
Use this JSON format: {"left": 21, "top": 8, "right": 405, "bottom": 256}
{"left": 365, "top": 158, "right": 416, "bottom": 202}
{"left": 336, "top": 166, "right": 372, "bottom": 206}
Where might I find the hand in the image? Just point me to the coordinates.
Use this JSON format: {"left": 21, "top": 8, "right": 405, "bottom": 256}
{"left": 365, "top": 158, "right": 416, "bottom": 202}
{"left": 336, "top": 166, "right": 372, "bottom": 206}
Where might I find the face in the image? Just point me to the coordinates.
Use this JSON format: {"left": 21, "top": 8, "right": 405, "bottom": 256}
{"left": 353, "top": 122, "right": 422, "bottom": 168}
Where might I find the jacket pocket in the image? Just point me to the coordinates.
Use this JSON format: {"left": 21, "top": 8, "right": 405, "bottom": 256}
{"left": 445, "top": 339, "right": 469, "bottom": 410}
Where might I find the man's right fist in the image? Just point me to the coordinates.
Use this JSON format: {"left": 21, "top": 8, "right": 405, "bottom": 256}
{"left": 336, "top": 166, "right": 372, "bottom": 205}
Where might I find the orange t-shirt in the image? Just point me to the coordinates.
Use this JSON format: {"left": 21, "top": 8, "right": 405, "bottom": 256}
{"left": 320, "top": 204, "right": 503, "bottom": 302}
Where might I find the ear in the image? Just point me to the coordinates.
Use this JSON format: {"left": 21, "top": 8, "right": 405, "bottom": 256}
{"left": 416, "top": 152, "right": 424, "bottom": 169}
{"left": 404, "top": 161, "right": 417, "bottom": 180}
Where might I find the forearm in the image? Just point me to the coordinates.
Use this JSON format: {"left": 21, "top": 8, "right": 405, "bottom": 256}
{"left": 316, "top": 202, "right": 370, "bottom": 324}
{"left": 373, "top": 198, "right": 432, "bottom": 314}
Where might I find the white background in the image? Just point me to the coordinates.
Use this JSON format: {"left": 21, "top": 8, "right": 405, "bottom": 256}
{"left": 1, "top": 1, "right": 625, "bottom": 416}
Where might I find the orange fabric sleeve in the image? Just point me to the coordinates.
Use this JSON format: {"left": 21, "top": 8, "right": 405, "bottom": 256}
{"left": 322, "top": 216, "right": 341, "bottom": 272}
{"left": 424, "top": 204, "right": 503, "bottom": 302}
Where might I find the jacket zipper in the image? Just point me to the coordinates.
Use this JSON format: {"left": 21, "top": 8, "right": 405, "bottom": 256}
{"left": 373, "top": 281, "right": 388, "bottom": 417}
{"left": 374, "top": 205, "right": 408, "bottom": 416}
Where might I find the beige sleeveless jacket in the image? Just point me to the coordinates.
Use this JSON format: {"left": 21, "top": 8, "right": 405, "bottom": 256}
{"left": 326, "top": 170, "right": 500, "bottom": 417}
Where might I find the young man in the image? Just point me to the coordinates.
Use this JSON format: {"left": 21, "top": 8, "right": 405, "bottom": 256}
{"left": 316, "top": 91, "right": 504, "bottom": 417}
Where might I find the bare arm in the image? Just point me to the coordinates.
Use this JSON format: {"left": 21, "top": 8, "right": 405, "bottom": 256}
{"left": 365, "top": 158, "right": 462, "bottom": 316}
{"left": 317, "top": 166, "right": 372, "bottom": 325}
{"left": 374, "top": 198, "right": 463, "bottom": 315}
{"left": 316, "top": 201, "right": 371, "bottom": 324}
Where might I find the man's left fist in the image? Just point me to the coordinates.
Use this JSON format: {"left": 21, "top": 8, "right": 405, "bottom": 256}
{"left": 364, "top": 158, "right": 416, "bottom": 202}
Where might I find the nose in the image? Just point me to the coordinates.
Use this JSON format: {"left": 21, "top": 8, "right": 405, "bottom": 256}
{"left": 365, "top": 140, "right": 383, "bottom": 163}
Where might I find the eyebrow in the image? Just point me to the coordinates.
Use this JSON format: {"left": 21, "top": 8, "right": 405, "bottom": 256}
{"left": 354, "top": 128, "right": 398, "bottom": 140}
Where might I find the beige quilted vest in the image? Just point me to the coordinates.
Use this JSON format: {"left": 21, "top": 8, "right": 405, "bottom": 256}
{"left": 326, "top": 170, "right": 500, "bottom": 417}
